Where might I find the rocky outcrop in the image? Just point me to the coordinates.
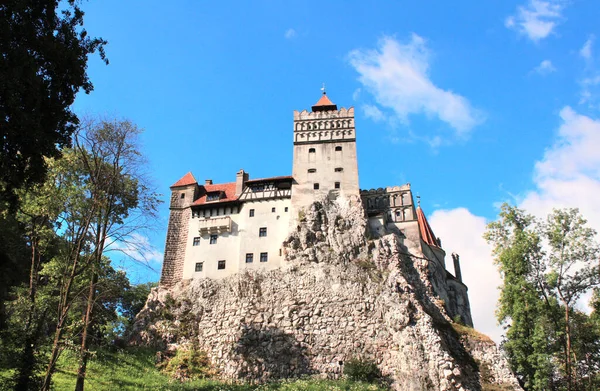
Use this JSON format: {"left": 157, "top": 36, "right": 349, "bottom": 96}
{"left": 132, "top": 197, "right": 521, "bottom": 391}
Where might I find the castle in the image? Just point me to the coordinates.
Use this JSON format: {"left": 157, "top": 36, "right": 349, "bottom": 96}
{"left": 159, "top": 92, "right": 473, "bottom": 326}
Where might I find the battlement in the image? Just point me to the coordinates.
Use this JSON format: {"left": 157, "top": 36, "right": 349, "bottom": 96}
{"left": 293, "top": 107, "right": 354, "bottom": 121}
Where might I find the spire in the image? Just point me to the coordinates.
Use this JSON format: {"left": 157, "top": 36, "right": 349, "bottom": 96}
{"left": 311, "top": 85, "right": 338, "bottom": 112}
{"left": 416, "top": 205, "right": 440, "bottom": 247}
{"left": 171, "top": 172, "right": 197, "bottom": 188}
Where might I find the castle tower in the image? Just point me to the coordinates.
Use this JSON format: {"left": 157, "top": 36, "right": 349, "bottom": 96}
{"left": 160, "top": 172, "right": 198, "bottom": 286}
{"left": 291, "top": 92, "right": 359, "bottom": 212}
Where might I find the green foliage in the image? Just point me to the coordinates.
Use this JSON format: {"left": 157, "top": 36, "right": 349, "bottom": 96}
{"left": 343, "top": 358, "right": 382, "bottom": 383}
{"left": 158, "top": 348, "right": 217, "bottom": 381}
{"left": 40, "top": 347, "right": 390, "bottom": 390}
{"left": 0, "top": 0, "right": 107, "bottom": 206}
{"left": 485, "top": 204, "right": 600, "bottom": 391}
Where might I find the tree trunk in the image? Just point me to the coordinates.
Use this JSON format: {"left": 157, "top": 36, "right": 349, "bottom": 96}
{"left": 15, "top": 237, "right": 42, "bottom": 391}
{"left": 564, "top": 303, "right": 572, "bottom": 391}
{"left": 75, "top": 266, "right": 98, "bottom": 391}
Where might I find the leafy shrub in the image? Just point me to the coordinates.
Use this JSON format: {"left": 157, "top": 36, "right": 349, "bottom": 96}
{"left": 343, "top": 357, "right": 382, "bottom": 383}
{"left": 157, "top": 347, "right": 216, "bottom": 381}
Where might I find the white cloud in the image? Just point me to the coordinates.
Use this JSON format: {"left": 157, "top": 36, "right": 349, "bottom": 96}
{"left": 348, "top": 35, "right": 483, "bottom": 137}
{"left": 284, "top": 28, "right": 297, "bottom": 39}
{"left": 352, "top": 88, "right": 361, "bottom": 101}
{"left": 533, "top": 59, "right": 556, "bottom": 75}
{"left": 580, "top": 35, "right": 595, "bottom": 60}
{"left": 430, "top": 208, "right": 503, "bottom": 343}
{"left": 520, "top": 107, "right": 600, "bottom": 232}
{"left": 362, "top": 104, "right": 385, "bottom": 122}
{"left": 505, "top": 0, "right": 565, "bottom": 42}
{"left": 106, "top": 233, "right": 163, "bottom": 264}
{"left": 430, "top": 107, "right": 600, "bottom": 342}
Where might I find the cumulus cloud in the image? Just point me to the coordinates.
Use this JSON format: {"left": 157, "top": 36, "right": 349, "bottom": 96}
{"left": 580, "top": 35, "right": 595, "bottom": 60}
{"left": 429, "top": 209, "right": 503, "bottom": 343}
{"left": 284, "top": 28, "right": 297, "bottom": 39}
{"left": 505, "top": 0, "right": 565, "bottom": 42}
{"left": 533, "top": 59, "right": 556, "bottom": 75}
{"left": 520, "top": 107, "right": 600, "bottom": 231}
{"left": 430, "top": 108, "right": 600, "bottom": 343}
{"left": 106, "top": 233, "right": 163, "bottom": 265}
{"left": 348, "top": 35, "right": 483, "bottom": 137}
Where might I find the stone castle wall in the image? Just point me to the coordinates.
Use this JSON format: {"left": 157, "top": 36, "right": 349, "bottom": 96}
{"left": 160, "top": 188, "right": 194, "bottom": 286}
{"left": 136, "top": 197, "right": 520, "bottom": 391}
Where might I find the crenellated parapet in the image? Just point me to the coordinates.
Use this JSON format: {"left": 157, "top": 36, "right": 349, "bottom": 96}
{"left": 293, "top": 107, "right": 354, "bottom": 120}
{"left": 360, "top": 184, "right": 415, "bottom": 222}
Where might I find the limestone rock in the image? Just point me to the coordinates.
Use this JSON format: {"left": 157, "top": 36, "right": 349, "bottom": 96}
{"left": 132, "top": 197, "right": 521, "bottom": 391}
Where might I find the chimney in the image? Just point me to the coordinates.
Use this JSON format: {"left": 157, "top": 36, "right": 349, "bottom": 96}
{"left": 452, "top": 253, "right": 463, "bottom": 283}
{"left": 205, "top": 179, "right": 213, "bottom": 185}
{"left": 235, "top": 169, "right": 249, "bottom": 196}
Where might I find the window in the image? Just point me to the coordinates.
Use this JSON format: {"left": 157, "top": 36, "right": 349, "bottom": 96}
{"left": 309, "top": 148, "right": 316, "bottom": 153}
{"left": 334, "top": 182, "right": 340, "bottom": 189}
{"left": 249, "top": 209, "right": 255, "bottom": 217}
{"left": 335, "top": 167, "right": 343, "bottom": 172}
{"left": 308, "top": 168, "right": 316, "bottom": 173}
{"left": 210, "top": 234, "right": 218, "bottom": 244}
{"left": 180, "top": 193, "right": 185, "bottom": 199}
{"left": 218, "top": 260, "right": 226, "bottom": 270}
{"left": 271, "top": 207, "right": 276, "bottom": 213}
{"left": 259, "top": 227, "right": 267, "bottom": 237}
{"left": 195, "top": 262, "right": 203, "bottom": 272}
{"left": 245, "top": 253, "right": 253, "bottom": 263}
{"left": 193, "top": 237, "right": 200, "bottom": 246}
{"left": 206, "top": 192, "right": 221, "bottom": 201}
{"left": 284, "top": 207, "right": 288, "bottom": 212}
{"left": 335, "top": 146, "right": 342, "bottom": 151}
{"left": 314, "top": 183, "right": 319, "bottom": 190}
{"left": 260, "top": 252, "right": 268, "bottom": 263}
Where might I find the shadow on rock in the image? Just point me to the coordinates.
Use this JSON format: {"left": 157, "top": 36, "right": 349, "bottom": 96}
{"left": 233, "top": 324, "right": 312, "bottom": 381}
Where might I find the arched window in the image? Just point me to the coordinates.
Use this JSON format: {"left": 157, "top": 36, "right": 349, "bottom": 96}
{"left": 335, "top": 146, "right": 342, "bottom": 152}
{"left": 308, "top": 168, "right": 316, "bottom": 173}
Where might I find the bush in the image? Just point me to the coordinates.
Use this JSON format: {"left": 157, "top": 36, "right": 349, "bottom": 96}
{"left": 157, "top": 347, "right": 216, "bottom": 381}
{"left": 343, "top": 357, "right": 382, "bottom": 383}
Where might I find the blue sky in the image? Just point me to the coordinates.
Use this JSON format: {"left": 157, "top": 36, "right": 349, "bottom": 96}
{"left": 73, "top": 0, "right": 600, "bottom": 341}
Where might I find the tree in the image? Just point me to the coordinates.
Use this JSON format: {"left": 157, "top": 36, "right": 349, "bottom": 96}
{"left": 70, "top": 118, "right": 160, "bottom": 391}
{"left": 0, "top": 0, "right": 107, "bottom": 206}
{"left": 486, "top": 204, "right": 600, "bottom": 391}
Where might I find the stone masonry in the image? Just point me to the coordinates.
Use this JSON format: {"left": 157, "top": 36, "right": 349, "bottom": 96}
{"left": 134, "top": 197, "right": 521, "bottom": 391}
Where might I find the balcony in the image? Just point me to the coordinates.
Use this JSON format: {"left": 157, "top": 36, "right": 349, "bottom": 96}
{"left": 198, "top": 216, "right": 232, "bottom": 234}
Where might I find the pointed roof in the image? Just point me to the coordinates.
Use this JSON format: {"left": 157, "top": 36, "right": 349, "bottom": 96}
{"left": 416, "top": 206, "right": 440, "bottom": 247}
{"left": 171, "top": 172, "right": 197, "bottom": 188}
{"left": 312, "top": 92, "right": 338, "bottom": 112}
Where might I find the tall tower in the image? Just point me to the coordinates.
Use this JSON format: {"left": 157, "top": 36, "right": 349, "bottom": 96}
{"left": 160, "top": 172, "right": 198, "bottom": 286}
{"left": 291, "top": 93, "right": 359, "bottom": 211}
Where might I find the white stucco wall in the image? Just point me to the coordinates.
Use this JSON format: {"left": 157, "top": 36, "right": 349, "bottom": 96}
{"left": 182, "top": 198, "right": 292, "bottom": 280}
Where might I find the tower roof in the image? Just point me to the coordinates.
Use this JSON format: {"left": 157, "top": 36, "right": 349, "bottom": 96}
{"left": 171, "top": 172, "right": 197, "bottom": 188}
{"left": 311, "top": 92, "right": 338, "bottom": 112}
{"left": 416, "top": 206, "right": 440, "bottom": 247}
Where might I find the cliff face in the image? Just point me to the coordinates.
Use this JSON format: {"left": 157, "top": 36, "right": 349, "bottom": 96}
{"left": 132, "top": 197, "right": 520, "bottom": 391}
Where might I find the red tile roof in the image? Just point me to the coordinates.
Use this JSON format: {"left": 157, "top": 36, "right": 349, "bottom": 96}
{"left": 245, "top": 175, "right": 293, "bottom": 183}
{"left": 193, "top": 182, "right": 237, "bottom": 205}
{"left": 313, "top": 93, "right": 335, "bottom": 107}
{"left": 171, "top": 172, "right": 197, "bottom": 188}
{"left": 416, "top": 206, "right": 440, "bottom": 247}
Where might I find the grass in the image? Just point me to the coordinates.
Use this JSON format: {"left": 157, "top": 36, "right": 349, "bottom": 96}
{"left": 48, "top": 347, "right": 389, "bottom": 391}
{"left": 450, "top": 323, "right": 493, "bottom": 343}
